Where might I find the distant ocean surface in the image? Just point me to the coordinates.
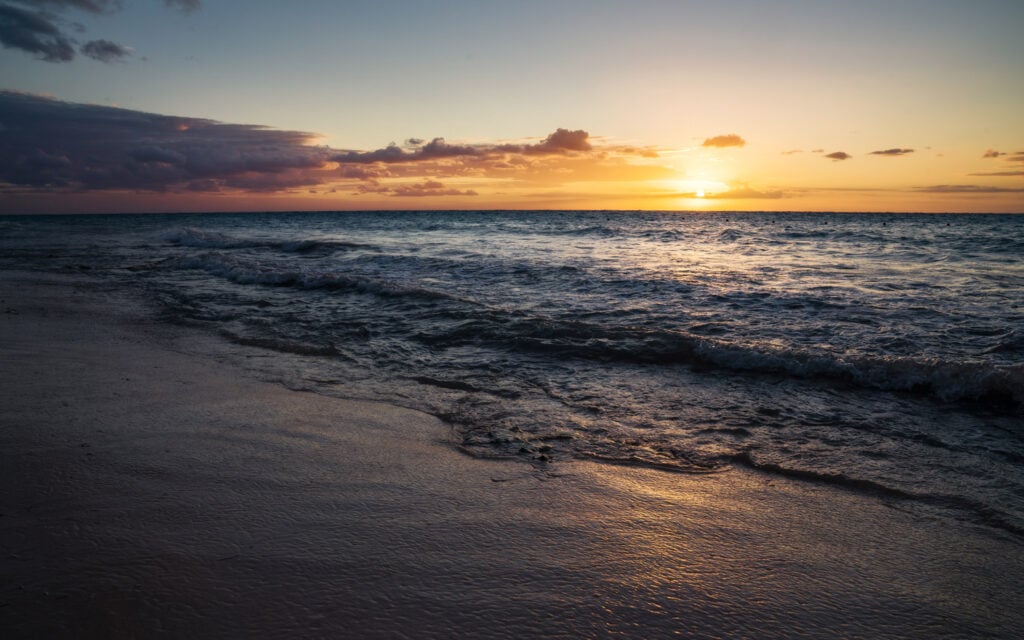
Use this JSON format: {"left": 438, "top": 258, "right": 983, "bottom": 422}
{"left": 3, "top": 210, "right": 1022, "bottom": 536}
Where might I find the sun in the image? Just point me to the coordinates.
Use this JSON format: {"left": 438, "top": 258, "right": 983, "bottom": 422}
{"left": 664, "top": 178, "right": 727, "bottom": 199}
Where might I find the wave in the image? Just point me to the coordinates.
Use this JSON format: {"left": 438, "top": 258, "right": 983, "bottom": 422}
{"left": 417, "top": 315, "right": 1024, "bottom": 409}
{"left": 162, "top": 227, "right": 378, "bottom": 253}
{"left": 172, "top": 252, "right": 477, "bottom": 305}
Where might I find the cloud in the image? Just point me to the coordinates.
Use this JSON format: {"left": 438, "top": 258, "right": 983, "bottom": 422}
{"left": 825, "top": 151, "right": 852, "bottom": 161}
{"left": 353, "top": 179, "right": 477, "bottom": 197}
{"left": 968, "top": 171, "right": 1024, "bottom": 177}
{"left": 333, "top": 128, "right": 596, "bottom": 165}
{"left": 869, "top": 148, "right": 914, "bottom": 156}
{"left": 391, "top": 180, "right": 478, "bottom": 197}
{"left": 916, "top": 184, "right": 1024, "bottom": 194}
{"left": 684, "top": 187, "right": 784, "bottom": 200}
{"left": 0, "top": 91, "right": 330, "bottom": 192}
{"left": 0, "top": 92, "right": 673, "bottom": 202}
{"left": 1, "top": 0, "right": 191, "bottom": 63}
{"left": 781, "top": 149, "right": 802, "bottom": 155}
{"left": 534, "top": 127, "right": 591, "bottom": 152}
{"left": 0, "top": 3, "right": 75, "bottom": 61}
{"left": 80, "top": 38, "right": 131, "bottom": 61}
{"left": 701, "top": 134, "right": 746, "bottom": 148}
{"left": 983, "top": 149, "right": 1004, "bottom": 158}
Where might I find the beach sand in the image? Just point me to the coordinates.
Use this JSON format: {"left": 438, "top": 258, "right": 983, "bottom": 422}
{"left": 1, "top": 272, "right": 1021, "bottom": 639}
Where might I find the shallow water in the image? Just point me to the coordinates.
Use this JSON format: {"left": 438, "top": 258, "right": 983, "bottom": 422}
{"left": 3, "top": 210, "right": 1022, "bottom": 536}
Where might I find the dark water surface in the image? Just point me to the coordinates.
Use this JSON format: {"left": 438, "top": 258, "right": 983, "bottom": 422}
{"left": 3, "top": 210, "right": 1022, "bottom": 536}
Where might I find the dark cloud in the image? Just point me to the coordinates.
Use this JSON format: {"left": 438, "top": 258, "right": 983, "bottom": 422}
{"left": 982, "top": 149, "right": 1004, "bottom": 158}
{"left": 0, "top": 3, "right": 75, "bottom": 61}
{"left": 701, "top": 134, "right": 746, "bottom": 148}
{"left": 534, "top": 128, "right": 591, "bottom": 152}
{"left": 2, "top": 0, "right": 190, "bottom": 63}
{"left": 333, "top": 128, "right": 595, "bottom": 165}
{"left": 968, "top": 171, "right": 1024, "bottom": 177}
{"left": 916, "top": 184, "right": 1024, "bottom": 193}
{"left": 331, "top": 137, "right": 484, "bottom": 164}
{"left": 825, "top": 151, "right": 851, "bottom": 161}
{"left": 0, "top": 91, "right": 329, "bottom": 192}
{"left": 869, "top": 148, "right": 914, "bottom": 156}
{"left": 80, "top": 37, "right": 130, "bottom": 61}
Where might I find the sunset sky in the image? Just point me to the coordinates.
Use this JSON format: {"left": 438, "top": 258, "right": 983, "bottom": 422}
{"left": 1, "top": 0, "right": 1022, "bottom": 213}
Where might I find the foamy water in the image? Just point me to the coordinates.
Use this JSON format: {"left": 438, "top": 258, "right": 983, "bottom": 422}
{"left": 3, "top": 210, "right": 1022, "bottom": 535}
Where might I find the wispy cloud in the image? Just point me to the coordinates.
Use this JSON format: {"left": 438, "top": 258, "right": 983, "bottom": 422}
{"left": 982, "top": 149, "right": 1024, "bottom": 163}
{"left": 825, "top": 151, "right": 851, "bottom": 161}
{"left": 391, "top": 180, "right": 478, "bottom": 197}
{"left": 968, "top": 171, "right": 1024, "bottom": 177}
{"left": 701, "top": 134, "right": 746, "bottom": 148}
{"left": 916, "top": 184, "right": 1024, "bottom": 193}
{"left": 80, "top": 38, "right": 131, "bottom": 62}
{"left": 869, "top": 148, "right": 914, "bottom": 156}
{"left": 781, "top": 149, "right": 802, "bottom": 155}
{"left": 693, "top": 187, "right": 785, "bottom": 200}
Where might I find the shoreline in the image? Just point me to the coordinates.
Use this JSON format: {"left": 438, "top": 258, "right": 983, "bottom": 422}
{"left": 2, "top": 271, "right": 1022, "bottom": 638}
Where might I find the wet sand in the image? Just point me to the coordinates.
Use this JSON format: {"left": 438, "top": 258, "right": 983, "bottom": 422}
{"left": 1, "top": 272, "right": 1021, "bottom": 639}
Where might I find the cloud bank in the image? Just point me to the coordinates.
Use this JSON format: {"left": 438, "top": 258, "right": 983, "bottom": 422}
{"left": 0, "top": 92, "right": 662, "bottom": 201}
{"left": 0, "top": 91, "right": 329, "bottom": 192}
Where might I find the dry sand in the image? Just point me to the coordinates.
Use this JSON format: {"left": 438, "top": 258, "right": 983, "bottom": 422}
{"left": 1, "top": 272, "right": 1022, "bottom": 639}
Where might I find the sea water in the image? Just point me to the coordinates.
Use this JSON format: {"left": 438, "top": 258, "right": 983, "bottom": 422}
{"left": 2, "top": 210, "right": 1022, "bottom": 536}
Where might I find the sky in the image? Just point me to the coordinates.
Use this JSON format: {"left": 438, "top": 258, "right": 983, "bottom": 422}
{"left": 1, "top": 0, "right": 1022, "bottom": 213}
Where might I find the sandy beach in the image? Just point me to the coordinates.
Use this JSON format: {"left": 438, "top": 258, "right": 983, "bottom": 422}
{"left": 1, "top": 271, "right": 1021, "bottom": 639}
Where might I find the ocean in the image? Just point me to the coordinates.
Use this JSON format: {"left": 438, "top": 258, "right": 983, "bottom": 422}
{"left": 2, "top": 210, "right": 1022, "bottom": 537}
